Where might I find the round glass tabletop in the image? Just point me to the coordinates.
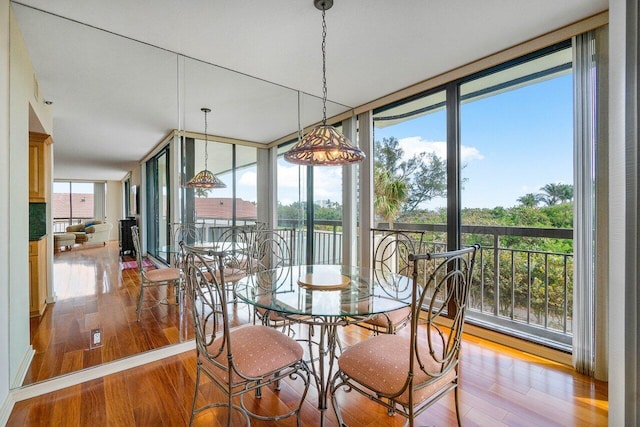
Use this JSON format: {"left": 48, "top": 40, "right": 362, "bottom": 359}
{"left": 235, "top": 264, "right": 412, "bottom": 318}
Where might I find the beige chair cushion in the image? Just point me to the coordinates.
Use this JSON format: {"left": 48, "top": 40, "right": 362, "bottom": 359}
{"left": 204, "top": 325, "right": 304, "bottom": 383}
{"left": 203, "top": 268, "right": 246, "bottom": 283}
{"left": 338, "top": 334, "right": 456, "bottom": 406}
{"left": 144, "top": 267, "right": 181, "bottom": 282}
{"left": 217, "top": 267, "right": 246, "bottom": 283}
{"left": 363, "top": 306, "right": 411, "bottom": 328}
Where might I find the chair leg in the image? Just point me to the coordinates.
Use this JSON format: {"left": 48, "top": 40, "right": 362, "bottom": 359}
{"left": 189, "top": 362, "right": 201, "bottom": 427}
{"left": 387, "top": 398, "right": 395, "bottom": 416}
{"left": 454, "top": 386, "right": 462, "bottom": 426}
{"left": 174, "top": 282, "right": 180, "bottom": 305}
{"left": 136, "top": 285, "right": 145, "bottom": 322}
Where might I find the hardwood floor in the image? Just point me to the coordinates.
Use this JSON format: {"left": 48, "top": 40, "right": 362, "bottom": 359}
{"left": 16, "top": 241, "right": 607, "bottom": 425}
{"left": 25, "top": 241, "right": 202, "bottom": 385}
{"left": 11, "top": 323, "right": 607, "bottom": 426}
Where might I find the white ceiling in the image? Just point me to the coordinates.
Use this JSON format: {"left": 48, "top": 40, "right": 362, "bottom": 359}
{"left": 12, "top": 0, "right": 607, "bottom": 181}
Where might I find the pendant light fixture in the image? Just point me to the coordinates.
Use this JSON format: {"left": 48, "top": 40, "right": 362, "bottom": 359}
{"left": 284, "top": 0, "right": 365, "bottom": 166}
{"left": 186, "top": 108, "right": 226, "bottom": 189}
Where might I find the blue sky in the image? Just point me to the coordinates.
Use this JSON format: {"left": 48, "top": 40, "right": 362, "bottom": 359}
{"left": 373, "top": 73, "right": 574, "bottom": 209}
{"left": 186, "top": 70, "right": 574, "bottom": 211}
{"left": 54, "top": 59, "right": 574, "bottom": 213}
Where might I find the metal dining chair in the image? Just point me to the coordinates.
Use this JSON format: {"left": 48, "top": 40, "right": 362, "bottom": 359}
{"left": 358, "top": 228, "right": 426, "bottom": 335}
{"left": 180, "top": 242, "right": 311, "bottom": 426}
{"left": 130, "top": 225, "right": 182, "bottom": 322}
{"left": 246, "top": 228, "right": 297, "bottom": 330}
{"left": 331, "top": 244, "right": 480, "bottom": 426}
{"left": 216, "top": 226, "right": 252, "bottom": 303}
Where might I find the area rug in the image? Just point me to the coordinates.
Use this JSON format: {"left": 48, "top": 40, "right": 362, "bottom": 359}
{"left": 121, "top": 259, "right": 154, "bottom": 270}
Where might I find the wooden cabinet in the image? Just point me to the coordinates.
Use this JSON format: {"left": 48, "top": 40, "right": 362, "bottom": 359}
{"left": 29, "top": 238, "right": 48, "bottom": 317}
{"left": 119, "top": 218, "right": 137, "bottom": 256}
{"left": 29, "top": 132, "right": 52, "bottom": 203}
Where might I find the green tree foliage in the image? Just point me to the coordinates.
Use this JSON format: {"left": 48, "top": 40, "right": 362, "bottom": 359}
{"left": 517, "top": 192, "right": 543, "bottom": 207}
{"left": 375, "top": 137, "right": 447, "bottom": 214}
{"left": 539, "top": 183, "right": 573, "bottom": 206}
{"left": 194, "top": 188, "right": 209, "bottom": 198}
{"left": 373, "top": 168, "right": 407, "bottom": 228}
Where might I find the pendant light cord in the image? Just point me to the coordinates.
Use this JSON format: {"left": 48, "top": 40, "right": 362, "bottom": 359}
{"left": 203, "top": 109, "right": 209, "bottom": 169}
{"left": 321, "top": 7, "right": 327, "bottom": 126}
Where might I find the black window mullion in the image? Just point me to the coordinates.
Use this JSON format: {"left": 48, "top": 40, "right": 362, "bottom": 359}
{"left": 446, "top": 82, "right": 461, "bottom": 319}
{"left": 306, "top": 166, "right": 314, "bottom": 265}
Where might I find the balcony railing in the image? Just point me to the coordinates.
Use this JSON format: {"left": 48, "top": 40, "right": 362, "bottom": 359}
{"left": 279, "top": 219, "right": 573, "bottom": 351}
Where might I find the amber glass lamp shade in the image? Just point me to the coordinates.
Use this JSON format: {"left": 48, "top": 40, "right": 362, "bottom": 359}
{"left": 284, "top": 125, "right": 365, "bottom": 166}
{"left": 185, "top": 169, "right": 226, "bottom": 189}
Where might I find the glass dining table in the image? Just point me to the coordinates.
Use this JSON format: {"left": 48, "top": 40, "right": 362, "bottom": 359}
{"left": 159, "top": 241, "right": 247, "bottom": 267}
{"left": 235, "top": 264, "right": 413, "bottom": 425}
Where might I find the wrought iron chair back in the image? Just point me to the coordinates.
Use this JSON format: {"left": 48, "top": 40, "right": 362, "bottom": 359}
{"left": 372, "top": 228, "right": 426, "bottom": 292}
{"left": 247, "top": 228, "right": 295, "bottom": 282}
{"left": 180, "top": 241, "right": 311, "bottom": 426}
{"left": 360, "top": 228, "right": 427, "bottom": 334}
{"left": 331, "top": 244, "right": 480, "bottom": 426}
{"left": 170, "top": 222, "right": 205, "bottom": 245}
{"left": 245, "top": 228, "right": 296, "bottom": 329}
{"left": 130, "top": 225, "right": 181, "bottom": 322}
{"left": 181, "top": 244, "right": 229, "bottom": 362}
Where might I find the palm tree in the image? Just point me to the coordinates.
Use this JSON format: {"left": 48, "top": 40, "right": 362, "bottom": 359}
{"left": 194, "top": 188, "right": 209, "bottom": 198}
{"left": 517, "top": 193, "right": 543, "bottom": 208}
{"left": 539, "top": 183, "right": 573, "bottom": 206}
{"left": 374, "top": 168, "right": 407, "bottom": 229}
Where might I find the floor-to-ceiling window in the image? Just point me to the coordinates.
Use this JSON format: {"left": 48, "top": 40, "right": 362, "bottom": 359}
{"left": 312, "top": 124, "right": 344, "bottom": 264}
{"left": 367, "top": 40, "right": 580, "bottom": 351}
{"left": 277, "top": 141, "right": 308, "bottom": 264}
{"left": 372, "top": 90, "right": 448, "bottom": 253}
{"left": 182, "top": 137, "right": 258, "bottom": 241}
{"left": 459, "top": 41, "right": 574, "bottom": 348}
{"left": 146, "top": 146, "right": 171, "bottom": 263}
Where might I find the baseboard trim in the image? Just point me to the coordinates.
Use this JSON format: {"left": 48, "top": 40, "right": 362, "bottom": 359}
{"left": 0, "top": 392, "right": 15, "bottom": 427}
{"left": 12, "top": 340, "right": 195, "bottom": 402}
{"left": 435, "top": 317, "right": 573, "bottom": 366}
{"left": 11, "top": 346, "right": 35, "bottom": 389}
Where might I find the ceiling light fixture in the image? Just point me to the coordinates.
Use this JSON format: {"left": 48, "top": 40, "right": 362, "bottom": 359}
{"left": 284, "top": 0, "right": 365, "bottom": 166}
{"left": 185, "top": 108, "right": 226, "bottom": 189}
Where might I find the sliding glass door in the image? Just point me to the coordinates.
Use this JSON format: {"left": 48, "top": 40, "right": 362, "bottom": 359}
{"left": 146, "top": 146, "right": 171, "bottom": 263}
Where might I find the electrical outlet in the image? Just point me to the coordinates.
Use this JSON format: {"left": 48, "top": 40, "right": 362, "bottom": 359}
{"left": 90, "top": 327, "right": 103, "bottom": 349}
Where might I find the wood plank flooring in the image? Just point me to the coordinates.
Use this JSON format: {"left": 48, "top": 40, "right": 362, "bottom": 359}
{"left": 16, "top": 241, "right": 607, "bottom": 425}
{"left": 25, "top": 241, "right": 203, "bottom": 385}
{"left": 11, "top": 322, "right": 607, "bottom": 426}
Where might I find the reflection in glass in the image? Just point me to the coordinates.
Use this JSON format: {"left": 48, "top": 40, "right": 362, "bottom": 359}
{"left": 52, "top": 181, "right": 96, "bottom": 231}
{"left": 277, "top": 141, "right": 307, "bottom": 264}
{"left": 184, "top": 138, "right": 258, "bottom": 238}
{"left": 313, "top": 125, "right": 343, "bottom": 264}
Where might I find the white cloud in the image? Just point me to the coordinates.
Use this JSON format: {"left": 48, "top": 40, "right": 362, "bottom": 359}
{"left": 238, "top": 170, "right": 256, "bottom": 186}
{"left": 275, "top": 162, "right": 344, "bottom": 203}
{"left": 277, "top": 163, "right": 305, "bottom": 188}
{"left": 461, "top": 145, "right": 484, "bottom": 163}
{"left": 398, "top": 136, "right": 483, "bottom": 164}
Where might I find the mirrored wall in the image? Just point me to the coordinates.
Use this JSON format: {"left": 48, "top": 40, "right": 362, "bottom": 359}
{"left": 11, "top": 2, "right": 350, "bottom": 387}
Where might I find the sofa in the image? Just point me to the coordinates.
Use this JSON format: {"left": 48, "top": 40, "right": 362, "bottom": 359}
{"left": 66, "top": 220, "right": 113, "bottom": 246}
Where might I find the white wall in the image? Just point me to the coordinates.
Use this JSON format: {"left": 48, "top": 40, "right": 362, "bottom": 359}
{"left": 0, "top": 0, "right": 11, "bottom": 421}
{"left": 7, "top": 5, "right": 52, "bottom": 389}
{"left": 106, "top": 180, "right": 123, "bottom": 240}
